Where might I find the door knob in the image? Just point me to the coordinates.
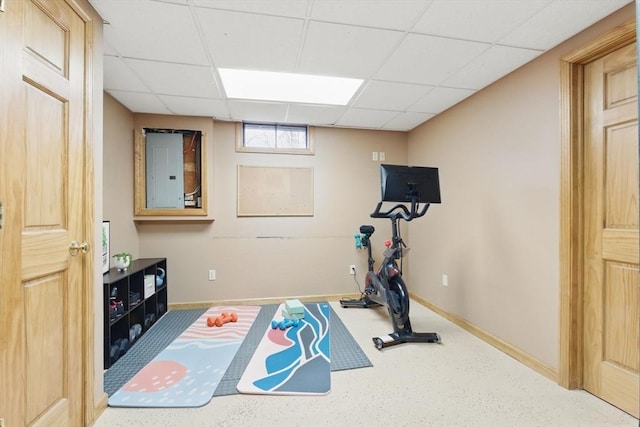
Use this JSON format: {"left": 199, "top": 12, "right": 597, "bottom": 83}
{"left": 69, "top": 240, "right": 90, "bottom": 256}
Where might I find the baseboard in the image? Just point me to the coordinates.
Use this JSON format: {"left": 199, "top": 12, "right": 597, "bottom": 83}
{"left": 93, "top": 392, "right": 108, "bottom": 423}
{"left": 168, "top": 293, "right": 358, "bottom": 311}
{"left": 410, "top": 293, "right": 559, "bottom": 383}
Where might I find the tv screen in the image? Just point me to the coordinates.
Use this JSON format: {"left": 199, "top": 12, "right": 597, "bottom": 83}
{"left": 380, "top": 164, "right": 441, "bottom": 204}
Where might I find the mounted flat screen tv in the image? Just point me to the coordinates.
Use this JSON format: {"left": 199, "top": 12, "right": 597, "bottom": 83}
{"left": 380, "top": 164, "right": 441, "bottom": 204}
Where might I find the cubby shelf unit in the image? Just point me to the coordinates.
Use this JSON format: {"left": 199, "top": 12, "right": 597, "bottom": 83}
{"left": 103, "top": 257, "right": 168, "bottom": 369}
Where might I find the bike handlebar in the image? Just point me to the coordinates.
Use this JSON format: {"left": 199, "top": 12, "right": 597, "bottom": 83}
{"left": 370, "top": 200, "right": 430, "bottom": 221}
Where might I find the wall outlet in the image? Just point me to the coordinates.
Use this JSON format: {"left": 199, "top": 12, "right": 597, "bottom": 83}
{"left": 208, "top": 269, "right": 216, "bottom": 281}
{"left": 379, "top": 151, "right": 386, "bottom": 161}
{"left": 442, "top": 274, "right": 448, "bottom": 287}
{"left": 349, "top": 265, "right": 356, "bottom": 275}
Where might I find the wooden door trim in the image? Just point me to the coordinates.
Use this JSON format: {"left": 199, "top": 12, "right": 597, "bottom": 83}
{"left": 62, "top": 0, "right": 99, "bottom": 423}
{"left": 559, "top": 19, "right": 636, "bottom": 389}
{"left": 81, "top": 14, "right": 96, "bottom": 427}
{"left": 79, "top": 12, "right": 99, "bottom": 427}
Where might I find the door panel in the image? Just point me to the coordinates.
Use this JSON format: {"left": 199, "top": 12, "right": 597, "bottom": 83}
{"left": 24, "top": 85, "right": 66, "bottom": 228}
{"left": 583, "top": 42, "right": 639, "bottom": 418}
{"left": 604, "top": 262, "right": 639, "bottom": 370}
{"left": 0, "top": 0, "right": 89, "bottom": 425}
{"left": 25, "top": 0, "right": 68, "bottom": 73}
{"left": 21, "top": 0, "right": 85, "bottom": 421}
{"left": 25, "top": 275, "right": 65, "bottom": 422}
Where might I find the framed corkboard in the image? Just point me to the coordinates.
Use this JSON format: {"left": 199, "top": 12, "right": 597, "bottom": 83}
{"left": 237, "top": 165, "right": 313, "bottom": 216}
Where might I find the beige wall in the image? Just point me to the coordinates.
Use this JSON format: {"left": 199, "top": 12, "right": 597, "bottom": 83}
{"left": 98, "top": 93, "right": 135, "bottom": 402}
{"left": 103, "top": 93, "right": 138, "bottom": 261}
{"left": 102, "top": 108, "right": 408, "bottom": 303}
{"left": 406, "top": 5, "right": 635, "bottom": 371}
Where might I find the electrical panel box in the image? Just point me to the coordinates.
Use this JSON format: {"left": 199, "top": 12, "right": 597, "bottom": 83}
{"left": 146, "top": 132, "right": 184, "bottom": 208}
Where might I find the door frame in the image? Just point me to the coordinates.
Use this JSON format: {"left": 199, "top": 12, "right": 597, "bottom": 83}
{"left": 64, "top": 0, "right": 99, "bottom": 423}
{"left": 558, "top": 19, "right": 636, "bottom": 389}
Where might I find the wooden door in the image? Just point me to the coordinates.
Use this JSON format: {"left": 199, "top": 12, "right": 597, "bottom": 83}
{"left": 0, "top": 0, "right": 92, "bottom": 425}
{"left": 583, "top": 41, "right": 639, "bottom": 417}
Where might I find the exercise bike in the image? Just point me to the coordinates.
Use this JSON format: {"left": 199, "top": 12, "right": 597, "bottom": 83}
{"left": 340, "top": 164, "right": 441, "bottom": 349}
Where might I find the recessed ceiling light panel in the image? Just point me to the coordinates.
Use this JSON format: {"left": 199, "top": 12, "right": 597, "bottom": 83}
{"left": 219, "top": 68, "right": 363, "bottom": 106}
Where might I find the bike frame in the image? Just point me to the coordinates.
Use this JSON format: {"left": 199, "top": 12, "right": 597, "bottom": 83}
{"left": 342, "top": 197, "right": 440, "bottom": 349}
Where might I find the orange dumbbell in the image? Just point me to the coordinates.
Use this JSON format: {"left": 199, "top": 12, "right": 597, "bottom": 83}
{"left": 207, "top": 312, "right": 238, "bottom": 327}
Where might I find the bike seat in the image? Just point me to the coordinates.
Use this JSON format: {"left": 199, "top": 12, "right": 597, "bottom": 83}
{"left": 360, "top": 225, "right": 375, "bottom": 235}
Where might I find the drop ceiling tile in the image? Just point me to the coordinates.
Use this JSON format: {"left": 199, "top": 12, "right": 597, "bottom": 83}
{"left": 197, "top": 8, "right": 304, "bottom": 71}
{"left": 103, "top": 56, "right": 149, "bottom": 92}
{"left": 353, "top": 80, "right": 433, "bottom": 111}
{"left": 192, "top": 0, "right": 310, "bottom": 18}
{"left": 159, "top": 95, "right": 230, "bottom": 119}
{"left": 107, "top": 90, "right": 172, "bottom": 115}
{"left": 444, "top": 45, "right": 542, "bottom": 90}
{"left": 310, "top": 0, "right": 431, "bottom": 30}
{"left": 227, "top": 100, "right": 289, "bottom": 123}
{"left": 413, "top": 0, "right": 548, "bottom": 43}
{"left": 409, "top": 86, "right": 475, "bottom": 114}
{"left": 383, "top": 111, "right": 435, "bottom": 131}
{"left": 125, "top": 59, "right": 221, "bottom": 98}
{"left": 286, "top": 104, "right": 346, "bottom": 126}
{"left": 298, "top": 21, "right": 404, "bottom": 78}
{"left": 376, "top": 33, "right": 489, "bottom": 85}
{"left": 499, "top": 0, "right": 633, "bottom": 50}
{"left": 92, "top": 0, "right": 208, "bottom": 65}
{"left": 335, "top": 108, "right": 400, "bottom": 129}
{"left": 90, "top": 0, "right": 633, "bottom": 130}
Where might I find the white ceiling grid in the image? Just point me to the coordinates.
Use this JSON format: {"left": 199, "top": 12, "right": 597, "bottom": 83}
{"left": 90, "top": 0, "right": 632, "bottom": 131}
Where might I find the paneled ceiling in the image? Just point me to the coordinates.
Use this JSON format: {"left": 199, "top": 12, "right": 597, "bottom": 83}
{"left": 89, "top": 0, "right": 632, "bottom": 131}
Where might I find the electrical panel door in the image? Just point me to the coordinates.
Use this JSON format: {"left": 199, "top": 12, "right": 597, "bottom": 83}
{"left": 146, "top": 133, "right": 184, "bottom": 208}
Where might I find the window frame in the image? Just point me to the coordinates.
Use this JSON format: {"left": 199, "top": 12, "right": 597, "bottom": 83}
{"left": 235, "top": 122, "right": 315, "bottom": 155}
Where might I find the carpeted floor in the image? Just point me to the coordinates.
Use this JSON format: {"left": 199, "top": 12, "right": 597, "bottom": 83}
{"left": 104, "top": 303, "right": 372, "bottom": 397}
{"left": 96, "top": 300, "right": 637, "bottom": 427}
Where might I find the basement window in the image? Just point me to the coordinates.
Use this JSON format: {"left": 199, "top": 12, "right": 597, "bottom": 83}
{"left": 236, "top": 122, "right": 314, "bottom": 155}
